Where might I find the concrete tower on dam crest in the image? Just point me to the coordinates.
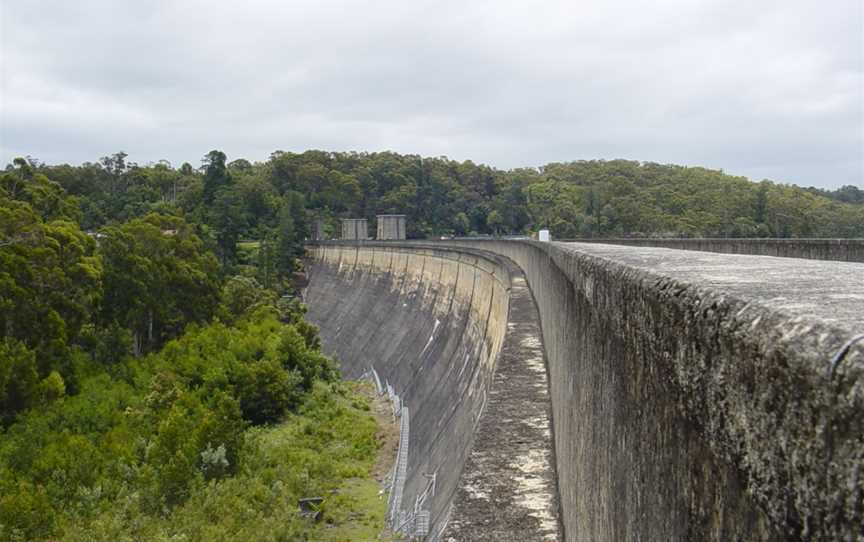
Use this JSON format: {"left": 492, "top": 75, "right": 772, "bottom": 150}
{"left": 340, "top": 218, "right": 368, "bottom": 240}
{"left": 377, "top": 214, "right": 407, "bottom": 240}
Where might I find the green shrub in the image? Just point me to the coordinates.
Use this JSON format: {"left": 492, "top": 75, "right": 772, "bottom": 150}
{"left": 197, "top": 391, "right": 245, "bottom": 480}
{"left": 235, "top": 359, "right": 303, "bottom": 425}
{"left": 219, "top": 276, "right": 277, "bottom": 323}
{"left": 0, "top": 480, "right": 56, "bottom": 540}
{"left": 38, "top": 371, "right": 65, "bottom": 403}
{"left": 0, "top": 339, "right": 39, "bottom": 423}
{"left": 276, "top": 326, "right": 337, "bottom": 390}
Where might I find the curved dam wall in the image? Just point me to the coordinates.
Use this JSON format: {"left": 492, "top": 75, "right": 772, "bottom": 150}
{"left": 303, "top": 243, "right": 561, "bottom": 540}
{"left": 564, "top": 237, "right": 864, "bottom": 262}
{"left": 306, "top": 240, "right": 863, "bottom": 541}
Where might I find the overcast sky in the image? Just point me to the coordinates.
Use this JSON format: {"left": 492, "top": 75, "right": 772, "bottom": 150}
{"left": 1, "top": 0, "right": 862, "bottom": 189}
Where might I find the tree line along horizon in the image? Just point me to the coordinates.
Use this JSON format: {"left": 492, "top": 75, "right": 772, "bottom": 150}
{"left": 10, "top": 149, "right": 864, "bottom": 245}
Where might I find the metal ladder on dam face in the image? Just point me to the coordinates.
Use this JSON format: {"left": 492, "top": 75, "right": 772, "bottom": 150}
{"left": 388, "top": 404, "right": 410, "bottom": 526}
{"left": 393, "top": 468, "right": 436, "bottom": 538}
{"left": 365, "top": 366, "right": 434, "bottom": 540}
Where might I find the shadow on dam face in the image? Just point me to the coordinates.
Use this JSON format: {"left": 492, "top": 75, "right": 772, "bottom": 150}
{"left": 305, "top": 240, "right": 864, "bottom": 542}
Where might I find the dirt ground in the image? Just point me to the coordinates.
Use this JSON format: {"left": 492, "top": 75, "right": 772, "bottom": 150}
{"left": 355, "top": 381, "right": 399, "bottom": 483}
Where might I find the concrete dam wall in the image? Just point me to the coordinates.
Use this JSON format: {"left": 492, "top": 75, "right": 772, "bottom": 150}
{"left": 305, "top": 240, "right": 863, "bottom": 541}
{"left": 304, "top": 244, "right": 561, "bottom": 540}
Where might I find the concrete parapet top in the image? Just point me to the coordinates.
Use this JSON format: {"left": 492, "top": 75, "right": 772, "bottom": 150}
{"left": 556, "top": 241, "right": 864, "bottom": 332}
{"left": 567, "top": 237, "right": 864, "bottom": 244}
{"left": 560, "top": 237, "right": 864, "bottom": 262}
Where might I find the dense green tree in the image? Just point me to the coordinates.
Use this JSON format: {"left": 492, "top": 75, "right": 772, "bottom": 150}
{"left": 274, "top": 191, "right": 307, "bottom": 277}
{"left": 236, "top": 173, "right": 278, "bottom": 236}
{"left": 0, "top": 339, "right": 40, "bottom": 423}
{"left": 99, "top": 214, "right": 220, "bottom": 355}
{"left": 0, "top": 181, "right": 101, "bottom": 380}
{"left": 202, "top": 150, "right": 231, "bottom": 204}
{"left": 208, "top": 188, "right": 246, "bottom": 267}
{"left": 219, "top": 276, "right": 277, "bottom": 323}
{"left": 487, "top": 209, "right": 504, "bottom": 234}
{"left": 453, "top": 212, "right": 470, "bottom": 235}
{"left": 256, "top": 235, "right": 278, "bottom": 289}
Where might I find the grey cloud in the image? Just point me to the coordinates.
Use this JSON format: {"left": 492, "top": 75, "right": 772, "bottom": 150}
{"left": 1, "top": 0, "right": 861, "bottom": 188}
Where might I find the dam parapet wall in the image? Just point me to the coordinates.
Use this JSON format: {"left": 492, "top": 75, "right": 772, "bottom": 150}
{"left": 443, "top": 239, "right": 863, "bottom": 541}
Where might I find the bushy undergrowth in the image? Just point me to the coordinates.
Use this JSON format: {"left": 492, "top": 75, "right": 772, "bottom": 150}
{"left": 0, "top": 309, "right": 382, "bottom": 541}
{"left": 51, "top": 383, "right": 382, "bottom": 541}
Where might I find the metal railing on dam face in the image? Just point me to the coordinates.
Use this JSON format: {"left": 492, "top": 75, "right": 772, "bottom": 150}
{"left": 305, "top": 239, "right": 863, "bottom": 541}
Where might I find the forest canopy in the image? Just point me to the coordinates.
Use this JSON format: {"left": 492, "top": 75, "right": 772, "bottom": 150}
{"left": 14, "top": 150, "right": 863, "bottom": 246}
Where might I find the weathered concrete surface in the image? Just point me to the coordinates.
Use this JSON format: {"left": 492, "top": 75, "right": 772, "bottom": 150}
{"left": 304, "top": 244, "right": 561, "bottom": 541}
{"left": 442, "top": 272, "right": 561, "bottom": 541}
{"left": 442, "top": 239, "right": 864, "bottom": 541}
{"left": 555, "top": 242, "right": 864, "bottom": 328}
{"left": 567, "top": 237, "right": 864, "bottom": 263}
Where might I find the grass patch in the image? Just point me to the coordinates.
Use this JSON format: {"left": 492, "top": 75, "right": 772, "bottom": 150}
{"left": 312, "top": 477, "right": 391, "bottom": 541}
